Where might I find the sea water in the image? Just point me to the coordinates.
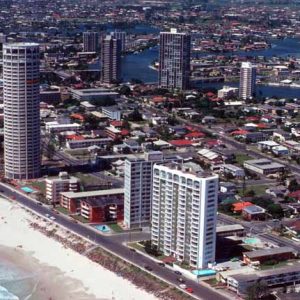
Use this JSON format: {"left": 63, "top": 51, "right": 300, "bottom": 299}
{"left": 0, "top": 259, "right": 38, "bottom": 300}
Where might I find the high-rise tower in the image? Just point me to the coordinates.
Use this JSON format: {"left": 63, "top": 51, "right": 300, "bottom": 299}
{"left": 101, "top": 35, "right": 121, "bottom": 84}
{"left": 239, "top": 62, "right": 256, "bottom": 100}
{"left": 83, "top": 31, "right": 99, "bottom": 52}
{"left": 3, "top": 43, "right": 41, "bottom": 179}
{"left": 159, "top": 28, "right": 191, "bottom": 90}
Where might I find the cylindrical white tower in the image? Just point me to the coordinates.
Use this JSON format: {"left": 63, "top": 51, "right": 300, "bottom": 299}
{"left": 3, "top": 43, "right": 41, "bottom": 179}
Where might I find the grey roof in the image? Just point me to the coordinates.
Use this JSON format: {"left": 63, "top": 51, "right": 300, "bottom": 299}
{"left": 244, "top": 246, "right": 296, "bottom": 259}
{"left": 243, "top": 205, "right": 266, "bottom": 214}
{"left": 216, "top": 224, "right": 244, "bottom": 233}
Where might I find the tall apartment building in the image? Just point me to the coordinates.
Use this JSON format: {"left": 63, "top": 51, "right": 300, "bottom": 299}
{"left": 239, "top": 62, "right": 256, "bottom": 100}
{"left": 159, "top": 28, "right": 191, "bottom": 90}
{"left": 124, "top": 151, "right": 181, "bottom": 229}
{"left": 46, "top": 172, "right": 80, "bottom": 204}
{"left": 151, "top": 163, "right": 219, "bottom": 268}
{"left": 3, "top": 43, "right": 41, "bottom": 179}
{"left": 101, "top": 35, "right": 121, "bottom": 84}
{"left": 83, "top": 31, "right": 99, "bottom": 52}
{"left": 111, "top": 31, "right": 126, "bottom": 52}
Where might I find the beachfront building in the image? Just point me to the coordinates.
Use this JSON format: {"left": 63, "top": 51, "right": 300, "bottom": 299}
{"left": 83, "top": 31, "right": 99, "bottom": 52}
{"left": 3, "top": 43, "right": 41, "bottom": 179}
{"left": 151, "top": 163, "right": 219, "bottom": 268}
{"left": 60, "top": 188, "right": 124, "bottom": 223}
{"left": 101, "top": 35, "right": 121, "bottom": 84}
{"left": 159, "top": 28, "right": 191, "bottom": 90}
{"left": 239, "top": 62, "right": 256, "bottom": 100}
{"left": 46, "top": 172, "right": 80, "bottom": 204}
{"left": 124, "top": 151, "right": 181, "bottom": 229}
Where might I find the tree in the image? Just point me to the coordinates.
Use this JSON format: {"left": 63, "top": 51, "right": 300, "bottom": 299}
{"left": 288, "top": 179, "right": 300, "bottom": 192}
{"left": 127, "top": 109, "right": 143, "bottom": 122}
{"left": 246, "top": 280, "right": 269, "bottom": 300}
{"left": 119, "top": 85, "right": 131, "bottom": 96}
{"left": 267, "top": 203, "right": 284, "bottom": 219}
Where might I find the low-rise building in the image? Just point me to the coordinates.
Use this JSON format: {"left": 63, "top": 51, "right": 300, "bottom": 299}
{"left": 217, "top": 86, "right": 239, "bottom": 99}
{"left": 243, "top": 247, "right": 297, "bottom": 265}
{"left": 244, "top": 159, "right": 285, "bottom": 175}
{"left": 46, "top": 172, "right": 80, "bottom": 204}
{"left": 102, "top": 106, "right": 121, "bottom": 121}
{"left": 60, "top": 188, "right": 124, "bottom": 221}
{"left": 227, "top": 264, "right": 300, "bottom": 295}
{"left": 45, "top": 121, "right": 81, "bottom": 133}
{"left": 221, "top": 164, "right": 245, "bottom": 178}
{"left": 70, "top": 88, "right": 119, "bottom": 101}
{"left": 242, "top": 205, "right": 266, "bottom": 221}
{"left": 66, "top": 137, "right": 113, "bottom": 150}
{"left": 216, "top": 224, "right": 245, "bottom": 238}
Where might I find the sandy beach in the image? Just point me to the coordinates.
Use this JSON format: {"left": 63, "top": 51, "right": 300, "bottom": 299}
{"left": 0, "top": 197, "right": 158, "bottom": 300}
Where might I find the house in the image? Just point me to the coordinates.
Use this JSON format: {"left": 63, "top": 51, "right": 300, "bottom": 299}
{"left": 242, "top": 205, "right": 266, "bottom": 221}
{"left": 284, "top": 220, "right": 300, "bottom": 238}
{"left": 257, "top": 140, "right": 279, "bottom": 151}
{"left": 266, "top": 186, "right": 287, "bottom": 198}
{"left": 232, "top": 202, "right": 253, "bottom": 213}
{"left": 272, "top": 145, "right": 289, "bottom": 156}
{"left": 169, "top": 139, "right": 194, "bottom": 148}
{"left": 243, "top": 247, "right": 297, "bottom": 265}
{"left": 198, "top": 148, "right": 223, "bottom": 165}
{"left": 221, "top": 164, "right": 245, "bottom": 178}
{"left": 220, "top": 182, "right": 237, "bottom": 193}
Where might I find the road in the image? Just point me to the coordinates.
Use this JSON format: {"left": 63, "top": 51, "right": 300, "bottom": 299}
{"left": 0, "top": 182, "right": 228, "bottom": 300}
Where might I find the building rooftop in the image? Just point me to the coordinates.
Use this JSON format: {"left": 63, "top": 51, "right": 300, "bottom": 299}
{"left": 243, "top": 205, "right": 266, "bottom": 214}
{"left": 61, "top": 188, "right": 124, "bottom": 199}
{"left": 244, "top": 158, "right": 285, "bottom": 170}
{"left": 216, "top": 224, "right": 244, "bottom": 233}
{"left": 243, "top": 246, "right": 296, "bottom": 259}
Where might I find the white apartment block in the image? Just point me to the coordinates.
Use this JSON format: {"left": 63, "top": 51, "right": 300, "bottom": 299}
{"left": 124, "top": 151, "right": 181, "bottom": 229}
{"left": 239, "top": 62, "right": 256, "bottom": 100}
{"left": 217, "top": 86, "right": 239, "bottom": 99}
{"left": 102, "top": 106, "right": 121, "bottom": 121}
{"left": 151, "top": 163, "right": 219, "bottom": 269}
{"left": 46, "top": 172, "right": 80, "bottom": 204}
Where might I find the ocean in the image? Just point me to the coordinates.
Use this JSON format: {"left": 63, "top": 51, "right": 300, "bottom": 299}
{"left": 0, "top": 258, "right": 38, "bottom": 300}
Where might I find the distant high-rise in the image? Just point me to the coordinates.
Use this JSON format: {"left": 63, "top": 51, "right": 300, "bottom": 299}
{"left": 111, "top": 31, "right": 126, "bottom": 52}
{"left": 239, "top": 62, "right": 256, "bottom": 100}
{"left": 151, "top": 163, "right": 219, "bottom": 268}
{"left": 101, "top": 35, "right": 121, "bottom": 84}
{"left": 83, "top": 31, "right": 99, "bottom": 52}
{"left": 159, "top": 28, "right": 191, "bottom": 90}
{"left": 124, "top": 152, "right": 181, "bottom": 229}
{"left": 3, "top": 43, "right": 41, "bottom": 179}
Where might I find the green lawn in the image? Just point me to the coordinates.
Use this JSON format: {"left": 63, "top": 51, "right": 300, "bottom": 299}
{"left": 235, "top": 153, "right": 252, "bottom": 166}
{"left": 29, "top": 181, "right": 46, "bottom": 194}
{"left": 72, "top": 214, "right": 90, "bottom": 223}
{"left": 238, "top": 185, "right": 268, "bottom": 196}
{"left": 109, "top": 223, "right": 123, "bottom": 233}
{"left": 56, "top": 206, "right": 70, "bottom": 215}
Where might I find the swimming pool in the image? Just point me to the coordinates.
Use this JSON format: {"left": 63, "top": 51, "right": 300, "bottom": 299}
{"left": 21, "top": 187, "right": 34, "bottom": 193}
{"left": 244, "top": 237, "right": 260, "bottom": 245}
{"left": 192, "top": 269, "right": 216, "bottom": 277}
{"left": 94, "top": 225, "right": 110, "bottom": 233}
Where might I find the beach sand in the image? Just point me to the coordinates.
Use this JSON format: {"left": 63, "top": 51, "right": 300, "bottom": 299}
{"left": 0, "top": 198, "right": 158, "bottom": 300}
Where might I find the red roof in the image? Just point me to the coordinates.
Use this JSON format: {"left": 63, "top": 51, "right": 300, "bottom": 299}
{"left": 110, "top": 120, "right": 123, "bottom": 128}
{"left": 66, "top": 134, "right": 85, "bottom": 141}
{"left": 185, "top": 132, "right": 205, "bottom": 139}
{"left": 232, "top": 202, "right": 253, "bottom": 212}
{"left": 246, "top": 116, "right": 260, "bottom": 122}
{"left": 169, "top": 139, "right": 194, "bottom": 147}
{"left": 230, "top": 130, "right": 249, "bottom": 136}
{"left": 70, "top": 113, "right": 85, "bottom": 121}
{"left": 120, "top": 129, "right": 130, "bottom": 136}
{"left": 205, "top": 92, "right": 216, "bottom": 97}
{"left": 257, "top": 123, "right": 268, "bottom": 129}
{"left": 288, "top": 190, "right": 300, "bottom": 199}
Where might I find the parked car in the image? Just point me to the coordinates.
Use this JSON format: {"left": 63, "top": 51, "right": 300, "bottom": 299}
{"left": 177, "top": 278, "right": 185, "bottom": 283}
{"left": 174, "top": 271, "right": 182, "bottom": 275}
{"left": 144, "top": 265, "right": 152, "bottom": 271}
{"left": 186, "top": 287, "right": 193, "bottom": 293}
{"left": 179, "top": 284, "right": 187, "bottom": 289}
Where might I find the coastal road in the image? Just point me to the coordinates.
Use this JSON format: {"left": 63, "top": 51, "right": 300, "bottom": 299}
{"left": 0, "top": 182, "right": 228, "bottom": 300}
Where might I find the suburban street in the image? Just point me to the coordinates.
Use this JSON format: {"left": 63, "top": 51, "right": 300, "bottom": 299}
{"left": 0, "top": 182, "right": 228, "bottom": 300}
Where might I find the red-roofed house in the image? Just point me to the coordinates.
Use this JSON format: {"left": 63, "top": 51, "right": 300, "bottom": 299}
{"left": 65, "top": 134, "right": 85, "bottom": 141}
{"left": 288, "top": 190, "right": 300, "bottom": 201}
{"left": 230, "top": 130, "right": 249, "bottom": 136}
{"left": 110, "top": 120, "right": 123, "bottom": 128}
{"left": 169, "top": 139, "right": 194, "bottom": 148}
{"left": 70, "top": 113, "right": 85, "bottom": 122}
{"left": 232, "top": 202, "right": 253, "bottom": 213}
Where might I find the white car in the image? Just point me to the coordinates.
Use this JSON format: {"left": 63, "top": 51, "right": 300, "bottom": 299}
{"left": 179, "top": 284, "right": 187, "bottom": 289}
{"left": 50, "top": 216, "right": 56, "bottom": 221}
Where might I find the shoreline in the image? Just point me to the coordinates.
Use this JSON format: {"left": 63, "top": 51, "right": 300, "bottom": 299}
{"left": 0, "top": 197, "right": 158, "bottom": 300}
